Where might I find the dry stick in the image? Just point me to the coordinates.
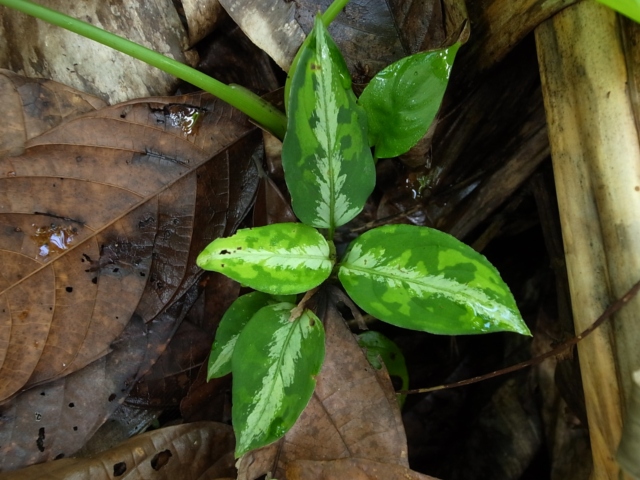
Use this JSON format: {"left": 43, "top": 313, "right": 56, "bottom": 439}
{"left": 399, "top": 278, "right": 640, "bottom": 395}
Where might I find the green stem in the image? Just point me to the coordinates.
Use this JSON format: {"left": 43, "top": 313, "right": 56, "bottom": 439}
{"left": 321, "top": 0, "right": 351, "bottom": 26}
{"left": 0, "top": 0, "right": 287, "bottom": 138}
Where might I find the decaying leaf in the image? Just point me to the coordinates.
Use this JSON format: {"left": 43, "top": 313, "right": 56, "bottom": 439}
{"left": 0, "top": 285, "right": 197, "bottom": 472}
{"left": 219, "top": 0, "right": 468, "bottom": 80}
{"left": 0, "top": 421, "right": 236, "bottom": 480}
{"left": 0, "top": 91, "right": 260, "bottom": 403}
{"left": 0, "top": 70, "right": 107, "bottom": 158}
{"left": 237, "top": 291, "right": 417, "bottom": 479}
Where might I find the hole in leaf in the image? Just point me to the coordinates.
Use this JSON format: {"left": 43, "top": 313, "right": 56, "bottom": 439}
{"left": 151, "top": 450, "right": 172, "bottom": 470}
{"left": 108, "top": 393, "right": 116, "bottom": 402}
{"left": 113, "top": 462, "right": 127, "bottom": 476}
{"left": 68, "top": 403, "right": 74, "bottom": 408}
{"left": 92, "top": 277, "right": 98, "bottom": 284}
{"left": 65, "top": 286, "right": 73, "bottom": 293}
{"left": 73, "top": 426, "right": 78, "bottom": 431}
{"left": 37, "top": 427, "right": 45, "bottom": 452}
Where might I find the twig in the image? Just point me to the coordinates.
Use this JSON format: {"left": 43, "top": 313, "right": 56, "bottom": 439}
{"left": 399, "top": 278, "right": 640, "bottom": 395}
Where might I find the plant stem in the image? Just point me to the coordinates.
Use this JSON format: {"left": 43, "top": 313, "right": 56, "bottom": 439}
{"left": 0, "top": 0, "right": 287, "bottom": 138}
{"left": 321, "top": 0, "right": 351, "bottom": 26}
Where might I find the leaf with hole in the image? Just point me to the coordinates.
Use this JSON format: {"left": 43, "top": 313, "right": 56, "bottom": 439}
{"left": 359, "top": 44, "right": 460, "bottom": 159}
{"left": 0, "top": 92, "right": 259, "bottom": 402}
{"left": 338, "top": 224, "right": 530, "bottom": 335}
{"left": 232, "top": 302, "right": 324, "bottom": 457}
{"left": 281, "top": 17, "right": 375, "bottom": 230}
{"left": 197, "top": 223, "right": 332, "bottom": 295}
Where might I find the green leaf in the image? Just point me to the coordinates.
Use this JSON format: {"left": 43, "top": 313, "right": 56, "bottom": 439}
{"left": 597, "top": 0, "right": 640, "bottom": 23}
{"left": 338, "top": 224, "right": 530, "bottom": 336}
{"left": 357, "top": 331, "right": 408, "bottom": 407}
{"left": 196, "top": 223, "right": 332, "bottom": 295}
{"left": 207, "top": 292, "right": 273, "bottom": 380}
{"left": 282, "top": 16, "right": 375, "bottom": 230}
{"left": 232, "top": 302, "right": 325, "bottom": 457}
{"left": 358, "top": 44, "right": 460, "bottom": 159}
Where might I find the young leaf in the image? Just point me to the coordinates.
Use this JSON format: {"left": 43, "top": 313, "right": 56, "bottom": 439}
{"left": 232, "top": 302, "right": 325, "bottom": 457}
{"left": 282, "top": 16, "right": 375, "bottom": 230}
{"left": 597, "top": 0, "right": 640, "bottom": 23}
{"left": 358, "top": 44, "right": 460, "bottom": 159}
{"left": 207, "top": 292, "right": 273, "bottom": 380}
{"left": 357, "top": 331, "right": 408, "bottom": 406}
{"left": 197, "top": 223, "right": 332, "bottom": 295}
{"left": 338, "top": 224, "right": 530, "bottom": 336}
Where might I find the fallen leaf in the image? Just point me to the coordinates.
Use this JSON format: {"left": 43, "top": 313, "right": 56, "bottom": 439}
{"left": 0, "top": 281, "right": 199, "bottom": 471}
{"left": 219, "top": 0, "right": 468, "bottom": 80}
{"left": 287, "top": 458, "right": 440, "bottom": 479}
{"left": 0, "top": 91, "right": 260, "bottom": 402}
{"left": 0, "top": 421, "right": 236, "bottom": 480}
{"left": 237, "top": 289, "right": 413, "bottom": 479}
{"left": 0, "top": 70, "right": 106, "bottom": 158}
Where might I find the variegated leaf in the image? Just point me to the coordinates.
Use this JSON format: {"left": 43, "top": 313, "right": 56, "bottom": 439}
{"left": 282, "top": 16, "right": 375, "bottom": 230}
{"left": 207, "top": 292, "right": 272, "bottom": 380}
{"left": 196, "top": 223, "right": 332, "bottom": 295}
{"left": 232, "top": 302, "right": 324, "bottom": 457}
{"left": 338, "top": 224, "right": 530, "bottom": 336}
{"left": 359, "top": 44, "right": 460, "bottom": 159}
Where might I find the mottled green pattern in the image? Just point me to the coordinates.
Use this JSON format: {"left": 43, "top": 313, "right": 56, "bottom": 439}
{"left": 196, "top": 223, "right": 332, "bottom": 295}
{"left": 282, "top": 17, "right": 375, "bottom": 229}
{"left": 339, "top": 225, "right": 530, "bottom": 335}
{"left": 207, "top": 292, "right": 272, "bottom": 380}
{"left": 357, "top": 331, "right": 408, "bottom": 406}
{"left": 359, "top": 44, "right": 459, "bottom": 159}
{"left": 232, "top": 303, "right": 324, "bottom": 457}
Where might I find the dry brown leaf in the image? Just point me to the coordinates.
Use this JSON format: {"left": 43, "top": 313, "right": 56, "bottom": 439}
{"left": 237, "top": 292, "right": 412, "bottom": 480}
{"left": 0, "top": 421, "right": 235, "bottom": 480}
{"left": 219, "top": 0, "right": 468, "bottom": 80}
{"left": 0, "top": 279, "right": 200, "bottom": 471}
{"left": 0, "top": 92, "right": 260, "bottom": 402}
{"left": 0, "top": 70, "right": 107, "bottom": 158}
{"left": 287, "top": 458, "right": 440, "bottom": 479}
{"left": 0, "top": 0, "right": 193, "bottom": 104}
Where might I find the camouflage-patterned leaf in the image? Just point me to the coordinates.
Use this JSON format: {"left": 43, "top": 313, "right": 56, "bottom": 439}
{"left": 281, "top": 17, "right": 375, "bottom": 230}
{"left": 232, "top": 302, "right": 324, "bottom": 457}
{"left": 196, "top": 223, "right": 332, "bottom": 295}
{"left": 207, "top": 291, "right": 272, "bottom": 380}
{"left": 338, "top": 224, "right": 530, "bottom": 335}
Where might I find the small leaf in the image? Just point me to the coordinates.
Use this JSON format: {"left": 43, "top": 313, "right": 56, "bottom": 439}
{"left": 282, "top": 16, "right": 375, "bottom": 230}
{"left": 197, "top": 223, "right": 332, "bottom": 295}
{"left": 357, "top": 331, "right": 409, "bottom": 407}
{"left": 359, "top": 44, "right": 460, "bottom": 159}
{"left": 207, "top": 292, "right": 273, "bottom": 380}
{"left": 232, "top": 303, "right": 325, "bottom": 457}
{"left": 338, "top": 224, "right": 530, "bottom": 336}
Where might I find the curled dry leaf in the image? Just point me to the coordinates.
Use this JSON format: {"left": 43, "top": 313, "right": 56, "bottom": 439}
{"left": 0, "top": 70, "right": 106, "bottom": 158}
{"left": 0, "top": 92, "right": 261, "bottom": 403}
{"left": 237, "top": 291, "right": 414, "bottom": 480}
{"left": 0, "top": 421, "right": 236, "bottom": 480}
{"left": 219, "top": 0, "right": 468, "bottom": 80}
{"left": 180, "top": 0, "right": 225, "bottom": 47}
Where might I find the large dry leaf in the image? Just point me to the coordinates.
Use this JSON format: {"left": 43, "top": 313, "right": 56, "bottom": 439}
{"left": 0, "top": 70, "right": 106, "bottom": 158}
{"left": 237, "top": 290, "right": 419, "bottom": 480}
{"left": 0, "top": 279, "right": 200, "bottom": 471}
{"left": 0, "top": 421, "right": 236, "bottom": 480}
{"left": 0, "top": 0, "right": 194, "bottom": 104}
{"left": 0, "top": 92, "right": 260, "bottom": 403}
{"left": 219, "top": 0, "right": 467, "bottom": 79}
